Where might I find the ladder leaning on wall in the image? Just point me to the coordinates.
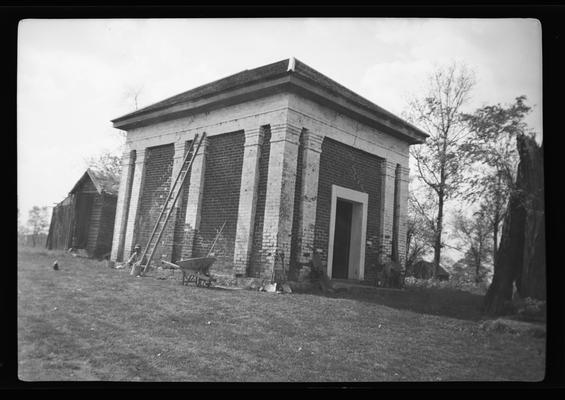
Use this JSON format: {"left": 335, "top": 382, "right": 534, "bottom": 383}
{"left": 132, "top": 132, "right": 207, "bottom": 276}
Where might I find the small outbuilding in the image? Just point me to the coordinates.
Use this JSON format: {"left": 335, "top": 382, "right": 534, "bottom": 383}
{"left": 407, "top": 260, "right": 450, "bottom": 281}
{"left": 46, "top": 169, "right": 119, "bottom": 258}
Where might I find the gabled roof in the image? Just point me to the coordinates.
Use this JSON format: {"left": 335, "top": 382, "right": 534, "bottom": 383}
{"left": 112, "top": 58, "right": 428, "bottom": 144}
{"left": 437, "top": 265, "right": 450, "bottom": 277}
{"left": 69, "top": 169, "right": 120, "bottom": 196}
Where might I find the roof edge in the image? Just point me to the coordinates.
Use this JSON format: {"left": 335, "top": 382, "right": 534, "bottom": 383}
{"left": 112, "top": 58, "right": 428, "bottom": 143}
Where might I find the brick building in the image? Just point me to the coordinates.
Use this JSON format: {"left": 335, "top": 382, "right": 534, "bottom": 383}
{"left": 109, "top": 58, "right": 427, "bottom": 283}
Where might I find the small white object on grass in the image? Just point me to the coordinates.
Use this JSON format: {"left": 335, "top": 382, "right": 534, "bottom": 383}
{"left": 263, "top": 283, "right": 277, "bottom": 293}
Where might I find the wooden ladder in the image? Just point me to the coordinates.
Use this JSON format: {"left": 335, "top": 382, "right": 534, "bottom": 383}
{"left": 133, "top": 132, "right": 207, "bottom": 275}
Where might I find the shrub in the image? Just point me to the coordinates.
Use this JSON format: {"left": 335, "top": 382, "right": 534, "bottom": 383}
{"left": 404, "top": 276, "right": 489, "bottom": 295}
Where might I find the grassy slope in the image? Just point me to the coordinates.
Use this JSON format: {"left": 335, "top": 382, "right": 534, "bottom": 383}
{"left": 17, "top": 246, "right": 545, "bottom": 382}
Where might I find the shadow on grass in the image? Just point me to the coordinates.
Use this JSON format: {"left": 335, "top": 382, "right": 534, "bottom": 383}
{"left": 301, "top": 285, "right": 486, "bottom": 322}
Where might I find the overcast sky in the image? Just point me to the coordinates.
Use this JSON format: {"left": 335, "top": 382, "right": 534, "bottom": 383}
{"left": 17, "top": 18, "right": 542, "bottom": 222}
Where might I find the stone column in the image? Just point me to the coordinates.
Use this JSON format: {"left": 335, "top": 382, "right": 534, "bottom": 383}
{"left": 233, "top": 126, "right": 265, "bottom": 276}
{"left": 396, "top": 164, "right": 410, "bottom": 267}
{"left": 123, "top": 147, "right": 147, "bottom": 260}
{"left": 110, "top": 149, "right": 135, "bottom": 262}
{"left": 379, "top": 159, "right": 397, "bottom": 265}
{"left": 181, "top": 135, "right": 208, "bottom": 259}
{"left": 260, "top": 122, "right": 301, "bottom": 278}
{"left": 296, "top": 130, "right": 324, "bottom": 264}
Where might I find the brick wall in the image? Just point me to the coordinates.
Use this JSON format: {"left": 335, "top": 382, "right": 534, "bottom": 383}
{"left": 134, "top": 143, "right": 175, "bottom": 261}
{"left": 192, "top": 131, "right": 245, "bottom": 275}
{"left": 314, "top": 137, "right": 384, "bottom": 283}
{"left": 248, "top": 127, "right": 272, "bottom": 277}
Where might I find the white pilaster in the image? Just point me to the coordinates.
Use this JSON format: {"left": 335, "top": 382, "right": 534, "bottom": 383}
{"left": 379, "top": 159, "right": 397, "bottom": 265}
{"left": 396, "top": 164, "right": 410, "bottom": 267}
{"left": 181, "top": 135, "right": 208, "bottom": 258}
{"left": 172, "top": 140, "right": 188, "bottom": 186}
{"left": 296, "top": 130, "right": 324, "bottom": 264}
{"left": 233, "top": 126, "right": 265, "bottom": 275}
{"left": 260, "top": 122, "right": 301, "bottom": 278}
{"left": 110, "top": 149, "right": 135, "bottom": 261}
{"left": 123, "top": 147, "right": 147, "bottom": 259}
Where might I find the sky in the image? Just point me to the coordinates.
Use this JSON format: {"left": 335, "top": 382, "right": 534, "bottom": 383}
{"left": 17, "top": 18, "right": 542, "bottom": 226}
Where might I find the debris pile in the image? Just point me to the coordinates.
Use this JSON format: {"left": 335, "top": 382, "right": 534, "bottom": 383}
{"left": 479, "top": 318, "right": 545, "bottom": 338}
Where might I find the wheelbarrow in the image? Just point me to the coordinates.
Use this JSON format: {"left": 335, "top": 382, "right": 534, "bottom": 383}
{"left": 161, "top": 257, "right": 217, "bottom": 288}
{"left": 159, "top": 221, "right": 226, "bottom": 288}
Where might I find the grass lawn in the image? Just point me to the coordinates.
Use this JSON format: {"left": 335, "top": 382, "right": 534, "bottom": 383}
{"left": 17, "top": 245, "right": 545, "bottom": 382}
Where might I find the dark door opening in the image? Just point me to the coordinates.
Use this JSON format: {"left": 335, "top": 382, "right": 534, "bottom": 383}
{"left": 332, "top": 199, "right": 353, "bottom": 279}
{"left": 73, "top": 194, "right": 94, "bottom": 249}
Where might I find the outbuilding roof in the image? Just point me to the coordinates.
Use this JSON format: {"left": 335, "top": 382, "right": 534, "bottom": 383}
{"left": 112, "top": 57, "right": 428, "bottom": 144}
{"left": 69, "top": 169, "right": 120, "bottom": 196}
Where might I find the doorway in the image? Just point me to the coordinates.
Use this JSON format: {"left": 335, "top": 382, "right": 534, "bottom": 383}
{"left": 327, "top": 185, "right": 368, "bottom": 280}
{"left": 332, "top": 200, "right": 353, "bottom": 279}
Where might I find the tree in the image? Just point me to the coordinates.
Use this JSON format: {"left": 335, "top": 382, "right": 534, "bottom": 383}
{"left": 452, "top": 208, "right": 493, "bottom": 283}
{"left": 461, "top": 96, "right": 532, "bottom": 264}
{"left": 460, "top": 96, "right": 543, "bottom": 314}
{"left": 450, "top": 253, "right": 492, "bottom": 286}
{"left": 123, "top": 84, "right": 144, "bottom": 111}
{"left": 27, "top": 206, "right": 50, "bottom": 247}
{"left": 405, "top": 62, "right": 476, "bottom": 277}
{"left": 482, "top": 133, "right": 544, "bottom": 315}
{"left": 85, "top": 151, "right": 122, "bottom": 179}
{"left": 406, "top": 191, "right": 435, "bottom": 268}
{"left": 18, "top": 208, "right": 29, "bottom": 245}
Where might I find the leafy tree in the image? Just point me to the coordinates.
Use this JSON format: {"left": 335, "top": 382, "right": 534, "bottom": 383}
{"left": 18, "top": 208, "right": 29, "bottom": 245}
{"left": 451, "top": 208, "right": 493, "bottom": 283}
{"left": 406, "top": 190, "right": 435, "bottom": 268}
{"left": 18, "top": 208, "right": 24, "bottom": 233}
{"left": 85, "top": 151, "right": 122, "bottom": 179}
{"left": 27, "top": 206, "right": 50, "bottom": 247}
{"left": 461, "top": 96, "right": 533, "bottom": 264}
{"left": 450, "top": 255, "right": 492, "bottom": 287}
{"left": 404, "top": 62, "right": 475, "bottom": 277}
